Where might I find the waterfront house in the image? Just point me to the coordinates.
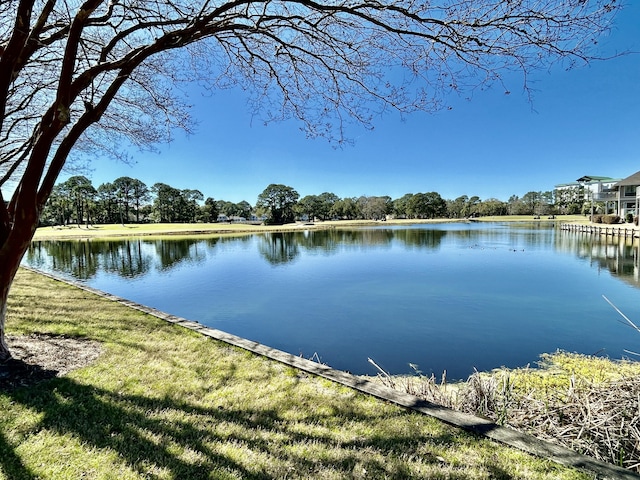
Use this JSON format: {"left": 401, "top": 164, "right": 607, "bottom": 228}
{"left": 612, "top": 170, "right": 640, "bottom": 219}
{"left": 558, "top": 171, "right": 640, "bottom": 219}
{"left": 578, "top": 175, "right": 621, "bottom": 215}
{"left": 554, "top": 175, "right": 619, "bottom": 214}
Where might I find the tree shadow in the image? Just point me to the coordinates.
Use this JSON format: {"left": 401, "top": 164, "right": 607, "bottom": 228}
{"left": 5, "top": 378, "right": 259, "bottom": 479}
{"left": 0, "top": 357, "right": 58, "bottom": 391}
{"left": 0, "top": 429, "right": 37, "bottom": 480}
{"left": 0, "top": 373, "right": 519, "bottom": 479}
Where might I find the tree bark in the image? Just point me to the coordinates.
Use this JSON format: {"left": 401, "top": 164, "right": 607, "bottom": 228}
{"left": 0, "top": 290, "right": 10, "bottom": 362}
{"left": 0, "top": 186, "right": 42, "bottom": 361}
{"left": 0, "top": 236, "right": 31, "bottom": 362}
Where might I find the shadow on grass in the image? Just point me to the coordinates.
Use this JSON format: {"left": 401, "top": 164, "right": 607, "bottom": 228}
{"left": 0, "top": 358, "right": 58, "bottom": 391}
{"left": 0, "top": 373, "right": 520, "bottom": 480}
{"left": 0, "top": 429, "right": 37, "bottom": 480}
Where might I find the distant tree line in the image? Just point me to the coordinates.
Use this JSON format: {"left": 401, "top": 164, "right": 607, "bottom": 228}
{"left": 40, "top": 177, "right": 562, "bottom": 226}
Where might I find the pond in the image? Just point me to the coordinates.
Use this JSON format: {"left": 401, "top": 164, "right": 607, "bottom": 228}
{"left": 23, "top": 222, "right": 640, "bottom": 379}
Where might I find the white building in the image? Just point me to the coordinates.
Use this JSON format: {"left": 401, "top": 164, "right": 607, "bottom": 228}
{"left": 611, "top": 170, "right": 640, "bottom": 218}
{"left": 555, "top": 172, "right": 640, "bottom": 219}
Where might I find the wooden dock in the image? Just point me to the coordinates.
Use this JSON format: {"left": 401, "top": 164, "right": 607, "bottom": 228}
{"left": 560, "top": 223, "right": 640, "bottom": 239}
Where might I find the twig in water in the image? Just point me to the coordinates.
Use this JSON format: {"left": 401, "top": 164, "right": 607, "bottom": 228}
{"left": 602, "top": 295, "right": 640, "bottom": 334}
{"left": 309, "top": 352, "right": 324, "bottom": 364}
{"left": 367, "top": 357, "right": 395, "bottom": 388}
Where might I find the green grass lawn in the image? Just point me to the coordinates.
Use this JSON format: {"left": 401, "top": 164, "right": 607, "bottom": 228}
{"left": 32, "top": 222, "right": 297, "bottom": 240}
{"left": 0, "top": 269, "right": 596, "bottom": 479}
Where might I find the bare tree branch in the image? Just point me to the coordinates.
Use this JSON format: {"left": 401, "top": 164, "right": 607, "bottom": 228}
{"left": 0, "top": 0, "right": 624, "bottom": 359}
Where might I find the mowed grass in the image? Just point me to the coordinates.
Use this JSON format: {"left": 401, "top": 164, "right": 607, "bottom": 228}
{"left": 1, "top": 269, "right": 596, "bottom": 479}
{"left": 32, "top": 222, "right": 295, "bottom": 240}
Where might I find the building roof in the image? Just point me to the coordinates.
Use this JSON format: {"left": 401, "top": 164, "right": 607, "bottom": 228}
{"left": 575, "top": 175, "right": 616, "bottom": 182}
{"left": 615, "top": 170, "right": 640, "bottom": 187}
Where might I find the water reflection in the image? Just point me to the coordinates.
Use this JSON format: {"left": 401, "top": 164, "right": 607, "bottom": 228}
{"left": 393, "top": 228, "right": 447, "bottom": 249}
{"left": 556, "top": 231, "right": 640, "bottom": 288}
{"left": 258, "top": 233, "right": 300, "bottom": 265}
{"left": 153, "top": 239, "right": 205, "bottom": 271}
{"left": 25, "top": 227, "right": 640, "bottom": 290}
{"left": 22, "top": 224, "right": 640, "bottom": 378}
{"left": 26, "top": 240, "right": 149, "bottom": 279}
{"left": 26, "top": 228, "right": 454, "bottom": 278}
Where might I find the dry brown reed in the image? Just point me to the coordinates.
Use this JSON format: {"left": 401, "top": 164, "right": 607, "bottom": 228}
{"left": 373, "top": 360, "right": 640, "bottom": 473}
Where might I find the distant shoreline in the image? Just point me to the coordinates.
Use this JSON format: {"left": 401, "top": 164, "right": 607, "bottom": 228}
{"left": 32, "top": 215, "right": 586, "bottom": 241}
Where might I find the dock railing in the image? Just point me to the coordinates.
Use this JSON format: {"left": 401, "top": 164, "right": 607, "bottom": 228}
{"left": 560, "top": 223, "right": 639, "bottom": 239}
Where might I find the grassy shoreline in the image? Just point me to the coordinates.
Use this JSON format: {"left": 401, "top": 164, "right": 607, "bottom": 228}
{"left": 32, "top": 214, "right": 589, "bottom": 241}
{"left": 2, "top": 268, "right": 597, "bottom": 479}
{"left": 9, "top": 213, "right": 630, "bottom": 478}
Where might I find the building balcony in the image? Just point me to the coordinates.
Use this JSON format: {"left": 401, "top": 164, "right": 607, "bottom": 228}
{"left": 592, "top": 192, "right": 618, "bottom": 201}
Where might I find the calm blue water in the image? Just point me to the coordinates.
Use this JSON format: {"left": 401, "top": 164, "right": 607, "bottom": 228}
{"left": 23, "top": 222, "right": 640, "bottom": 379}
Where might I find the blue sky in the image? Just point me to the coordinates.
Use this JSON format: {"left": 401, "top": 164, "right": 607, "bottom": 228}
{"left": 69, "top": 3, "right": 640, "bottom": 205}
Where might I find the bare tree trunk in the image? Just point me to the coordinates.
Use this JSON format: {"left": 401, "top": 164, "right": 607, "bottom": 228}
{"left": 0, "top": 203, "right": 40, "bottom": 362}
{"left": 0, "top": 268, "right": 15, "bottom": 362}
{"left": 0, "top": 242, "right": 33, "bottom": 361}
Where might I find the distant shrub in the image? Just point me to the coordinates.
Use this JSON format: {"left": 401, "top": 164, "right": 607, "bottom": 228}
{"left": 601, "top": 215, "right": 621, "bottom": 224}
{"left": 626, "top": 213, "right": 634, "bottom": 223}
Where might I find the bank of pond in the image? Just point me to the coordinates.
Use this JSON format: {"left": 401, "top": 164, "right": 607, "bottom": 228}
{"left": 24, "top": 221, "right": 640, "bottom": 382}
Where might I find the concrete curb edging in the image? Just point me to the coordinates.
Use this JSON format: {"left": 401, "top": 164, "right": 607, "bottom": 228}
{"left": 24, "top": 266, "right": 639, "bottom": 480}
